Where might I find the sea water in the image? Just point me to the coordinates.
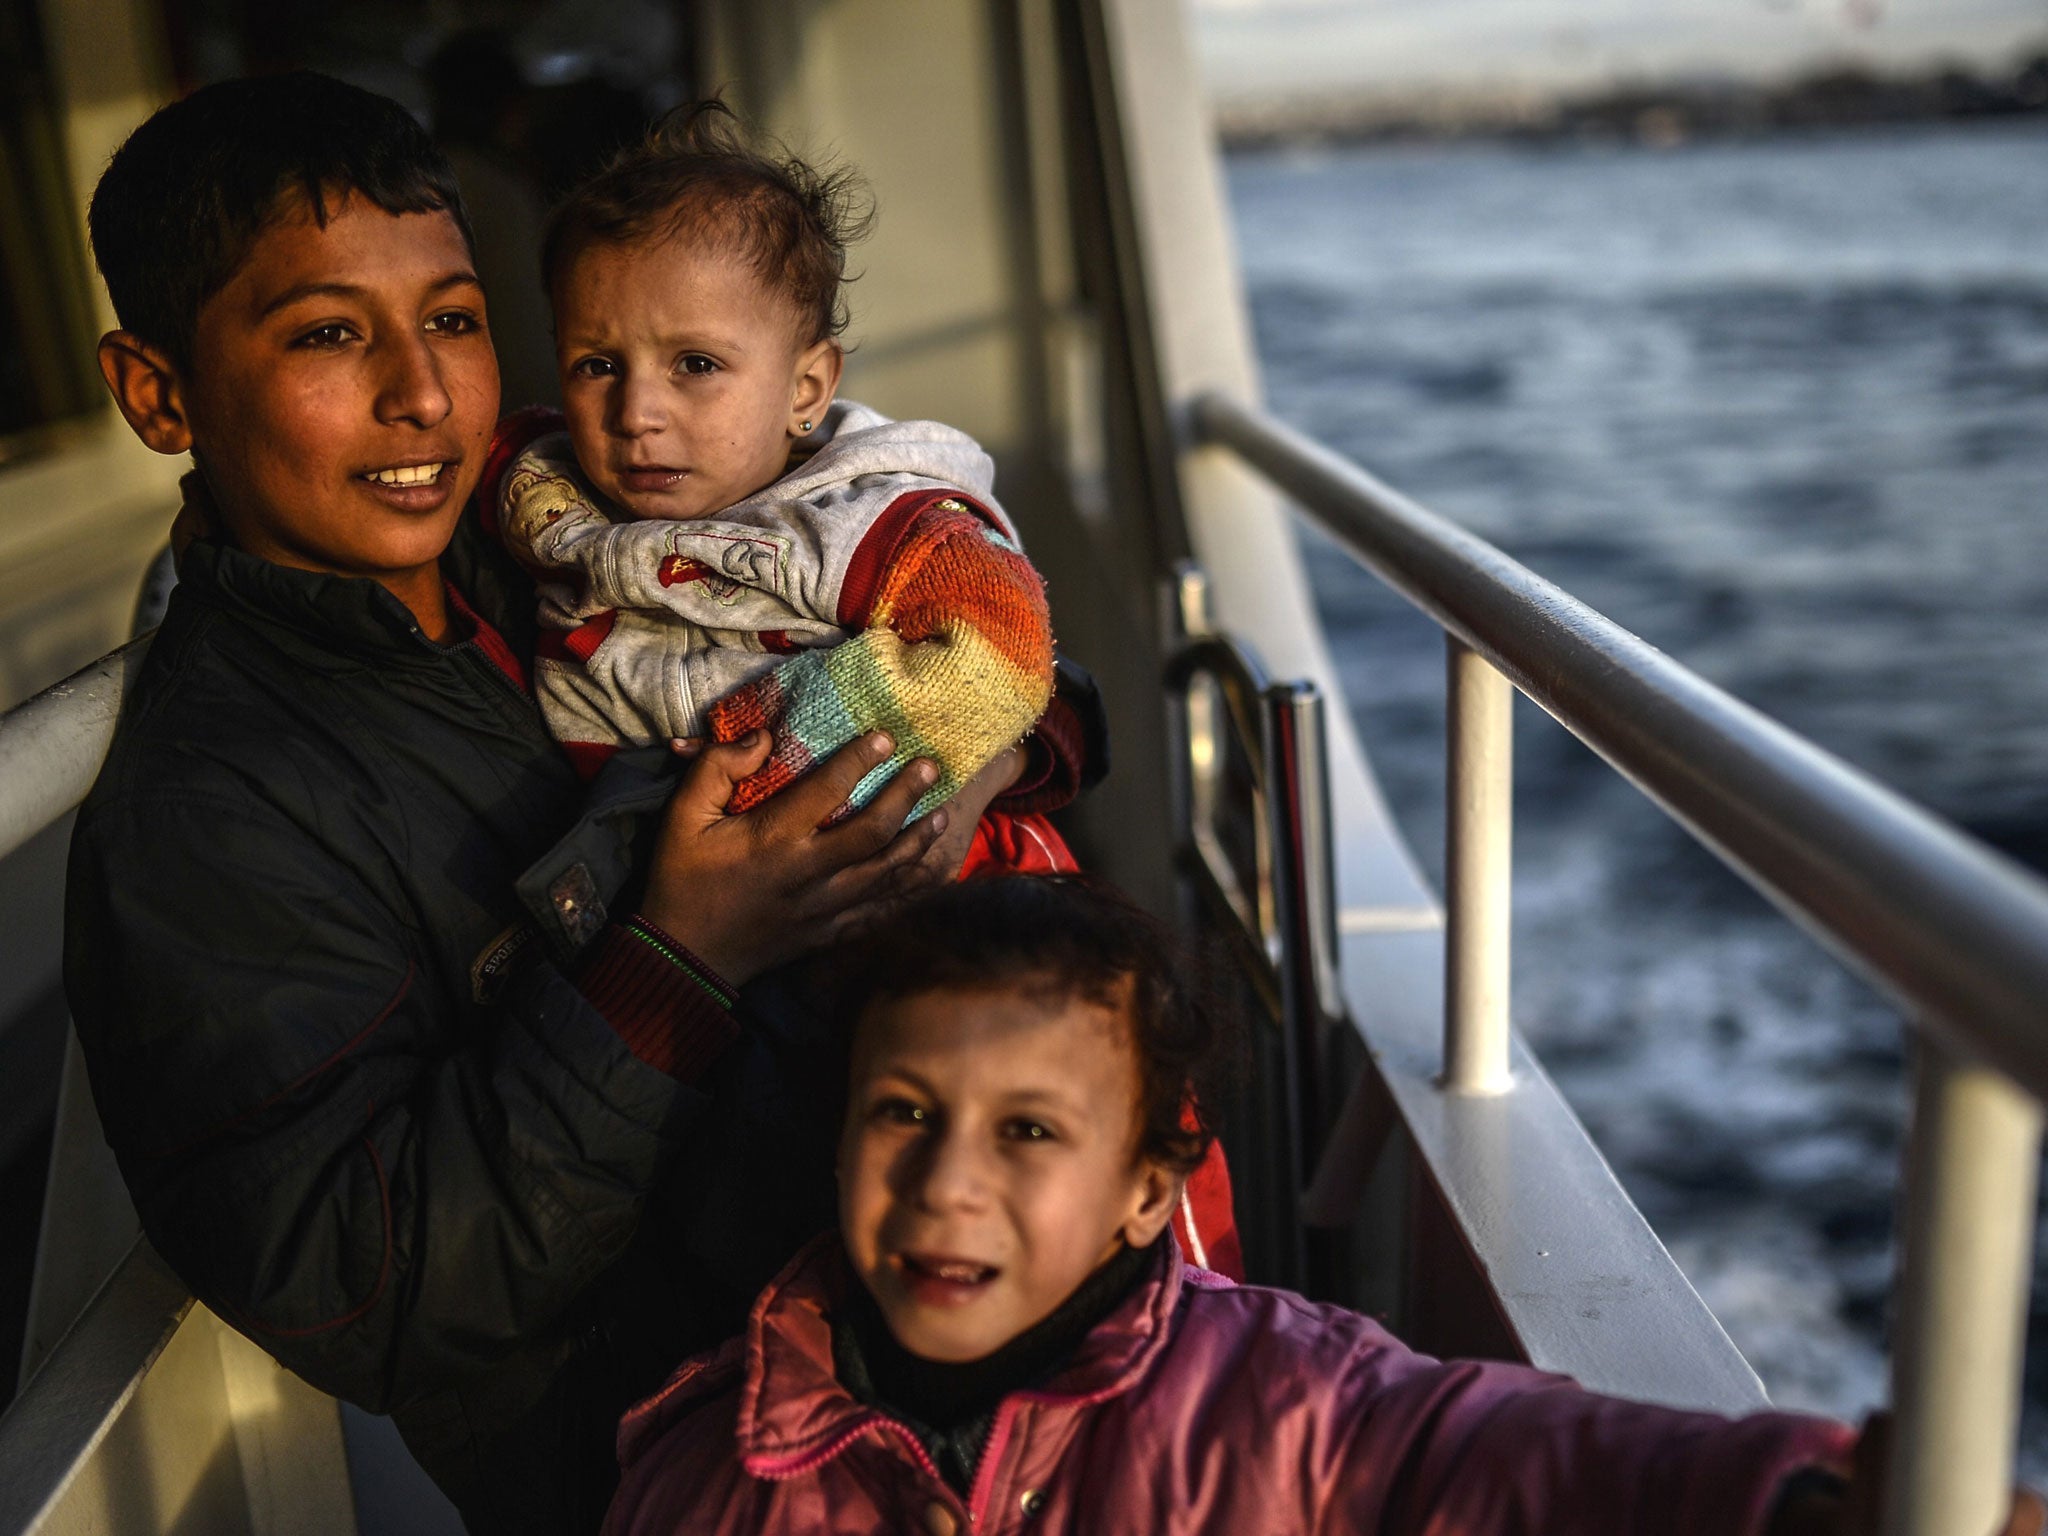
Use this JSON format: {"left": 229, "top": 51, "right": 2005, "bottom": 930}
{"left": 1226, "top": 119, "right": 2048, "bottom": 1464}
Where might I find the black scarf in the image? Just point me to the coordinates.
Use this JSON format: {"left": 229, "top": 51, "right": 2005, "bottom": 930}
{"left": 832, "top": 1237, "right": 1162, "bottom": 1493}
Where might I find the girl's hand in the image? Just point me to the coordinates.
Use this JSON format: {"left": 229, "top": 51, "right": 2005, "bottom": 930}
{"left": 636, "top": 729, "right": 949, "bottom": 984}
{"left": 1769, "top": 1415, "right": 2047, "bottom": 1536}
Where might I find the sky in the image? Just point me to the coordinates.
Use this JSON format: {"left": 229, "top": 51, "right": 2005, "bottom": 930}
{"left": 1192, "top": 0, "right": 2048, "bottom": 105}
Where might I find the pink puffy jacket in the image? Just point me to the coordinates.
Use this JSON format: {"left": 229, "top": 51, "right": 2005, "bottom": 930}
{"left": 605, "top": 1237, "right": 1852, "bottom": 1536}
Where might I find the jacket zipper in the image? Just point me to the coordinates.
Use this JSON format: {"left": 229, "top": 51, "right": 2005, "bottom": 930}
{"left": 966, "top": 1399, "right": 1022, "bottom": 1528}
{"left": 410, "top": 622, "right": 554, "bottom": 743}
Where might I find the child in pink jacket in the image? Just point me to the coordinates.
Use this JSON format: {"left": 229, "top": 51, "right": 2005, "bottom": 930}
{"left": 605, "top": 876, "right": 1883, "bottom": 1536}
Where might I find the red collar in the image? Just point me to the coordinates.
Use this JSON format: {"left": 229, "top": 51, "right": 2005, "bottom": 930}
{"left": 442, "top": 579, "right": 529, "bottom": 694}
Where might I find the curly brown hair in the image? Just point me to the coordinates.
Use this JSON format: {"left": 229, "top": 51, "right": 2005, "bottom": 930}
{"left": 829, "top": 876, "right": 1243, "bottom": 1175}
{"left": 541, "top": 99, "right": 871, "bottom": 345}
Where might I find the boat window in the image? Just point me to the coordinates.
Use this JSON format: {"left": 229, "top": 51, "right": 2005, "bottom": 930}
{"left": 0, "top": 0, "right": 106, "bottom": 462}
{"left": 158, "top": 1, "right": 703, "bottom": 414}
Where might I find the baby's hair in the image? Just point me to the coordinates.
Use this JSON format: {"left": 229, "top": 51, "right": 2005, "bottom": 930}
{"left": 830, "top": 876, "right": 1243, "bottom": 1175}
{"left": 541, "top": 99, "right": 873, "bottom": 346}
{"left": 89, "top": 72, "right": 471, "bottom": 374}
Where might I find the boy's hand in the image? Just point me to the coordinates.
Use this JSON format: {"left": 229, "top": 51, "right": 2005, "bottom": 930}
{"left": 638, "top": 729, "right": 949, "bottom": 984}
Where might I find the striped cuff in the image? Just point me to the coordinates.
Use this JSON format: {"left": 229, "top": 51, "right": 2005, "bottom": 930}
{"left": 578, "top": 920, "right": 740, "bottom": 1082}
{"left": 619, "top": 916, "right": 738, "bottom": 1009}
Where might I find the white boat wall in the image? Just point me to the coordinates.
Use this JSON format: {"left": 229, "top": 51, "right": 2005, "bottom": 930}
{"left": 2, "top": 2, "right": 2046, "bottom": 1534}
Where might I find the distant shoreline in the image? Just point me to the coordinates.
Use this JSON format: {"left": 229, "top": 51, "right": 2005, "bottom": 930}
{"left": 1216, "top": 50, "right": 2048, "bottom": 154}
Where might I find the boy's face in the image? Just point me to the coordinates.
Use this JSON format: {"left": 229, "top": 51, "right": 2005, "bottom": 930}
{"left": 179, "top": 193, "right": 497, "bottom": 585}
{"left": 552, "top": 235, "right": 841, "bottom": 522}
{"left": 839, "top": 980, "right": 1177, "bottom": 1364}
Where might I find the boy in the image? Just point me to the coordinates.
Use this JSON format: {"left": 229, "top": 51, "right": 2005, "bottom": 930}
{"left": 67, "top": 71, "right": 1085, "bottom": 1534}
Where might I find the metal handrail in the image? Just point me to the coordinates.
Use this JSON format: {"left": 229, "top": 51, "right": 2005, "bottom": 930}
{"left": 1163, "top": 564, "right": 1348, "bottom": 1292}
{"left": 0, "top": 1233, "right": 361, "bottom": 1535}
{"left": 1191, "top": 388, "right": 2047, "bottom": 1536}
{"left": 0, "top": 1239, "right": 193, "bottom": 1532}
{"left": 1165, "top": 643, "right": 1340, "bottom": 1027}
{"left": 1190, "top": 390, "right": 2048, "bottom": 1100}
{"left": 1165, "top": 630, "right": 1278, "bottom": 961}
{"left": 0, "top": 637, "right": 152, "bottom": 864}
{"left": 1163, "top": 571, "right": 1345, "bottom": 1042}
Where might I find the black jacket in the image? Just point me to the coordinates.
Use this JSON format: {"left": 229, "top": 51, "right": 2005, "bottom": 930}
{"left": 64, "top": 514, "right": 844, "bottom": 1531}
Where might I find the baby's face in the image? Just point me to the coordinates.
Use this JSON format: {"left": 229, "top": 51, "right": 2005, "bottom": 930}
{"left": 552, "top": 235, "right": 835, "bottom": 520}
{"left": 839, "top": 980, "right": 1177, "bottom": 1363}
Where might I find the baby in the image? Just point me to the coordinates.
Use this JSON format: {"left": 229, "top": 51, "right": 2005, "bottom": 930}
{"left": 484, "top": 104, "right": 1070, "bottom": 869}
{"left": 492, "top": 105, "right": 1241, "bottom": 1267}
{"left": 600, "top": 875, "right": 1893, "bottom": 1534}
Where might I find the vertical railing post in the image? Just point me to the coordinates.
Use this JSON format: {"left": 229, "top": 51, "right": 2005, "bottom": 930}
{"left": 1443, "top": 636, "right": 1514, "bottom": 1093}
{"left": 1264, "top": 680, "right": 1344, "bottom": 1164}
{"left": 1883, "top": 1039, "right": 2042, "bottom": 1536}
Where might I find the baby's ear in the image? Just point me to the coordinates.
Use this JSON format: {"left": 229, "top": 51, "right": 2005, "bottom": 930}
{"left": 1121, "top": 1161, "right": 1182, "bottom": 1251}
{"left": 788, "top": 337, "right": 843, "bottom": 436}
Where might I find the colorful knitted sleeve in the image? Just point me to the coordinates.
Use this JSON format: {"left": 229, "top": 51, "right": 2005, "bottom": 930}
{"left": 705, "top": 496, "right": 1054, "bottom": 820}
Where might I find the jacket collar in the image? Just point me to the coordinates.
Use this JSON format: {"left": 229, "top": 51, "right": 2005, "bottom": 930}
{"left": 180, "top": 536, "right": 426, "bottom": 662}
{"left": 728, "top": 1234, "right": 1186, "bottom": 1481}
{"left": 176, "top": 503, "right": 534, "bottom": 667}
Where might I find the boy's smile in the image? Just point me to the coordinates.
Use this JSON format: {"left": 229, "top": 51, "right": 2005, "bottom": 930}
{"left": 552, "top": 236, "right": 841, "bottom": 523}
{"left": 172, "top": 193, "right": 496, "bottom": 626}
{"left": 839, "top": 981, "right": 1177, "bottom": 1364}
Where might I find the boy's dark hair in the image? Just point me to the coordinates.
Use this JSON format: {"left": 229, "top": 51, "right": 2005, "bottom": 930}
{"left": 832, "top": 877, "right": 1242, "bottom": 1174}
{"left": 88, "top": 72, "right": 472, "bottom": 373}
{"left": 541, "top": 100, "right": 871, "bottom": 346}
